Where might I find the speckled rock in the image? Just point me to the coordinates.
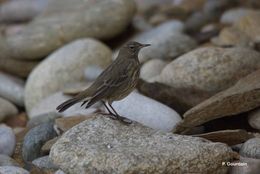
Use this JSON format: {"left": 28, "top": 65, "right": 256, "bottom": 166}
{"left": 0, "top": 166, "right": 29, "bottom": 174}
{"left": 0, "top": 124, "right": 16, "bottom": 156}
{"left": 22, "top": 122, "right": 57, "bottom": 161}
{"left": 0, "top": 98, "right": 18, "bottom": 122}
{"left": 157, "top": 47, "right": 260, "bottom": 106}
{"left": 0, "top": 154, "right": 19, "bottom": 166}
{"left": 25, "top": 39, "right": 112, "bottom": 113}
{"left": 112, "top": 92, "right": 181, "bottom": 132}
{"left": 220, "top": 8, "right": 254, "bottom": 24}
{"left": 0, "top": 72, "right": 24, "bottom": 106}
{"left": 248, "top": 108, "right": 260, "bottom": 130}
{"left": 240, "top": 138, "right": 260, "bottom": 159}
{"left": 174, "top": 69, "right": 260, "bottom": 134}
{"left": 50, "top": 116, "right": 235, "bottom": 174}
{"left": 140, "top": 59, "right": 167, "bottom": 82}
{"left": 133, "top": 20, "right": 196, "bottom": 62}
{"left": 5, "top": 0, "right": 136, "bottom": 60}
{"left": 29, "top": 92, "right": 98, "bottom": 118}
{"left": 32, "top": 156, "right": 58, "bottom": 170}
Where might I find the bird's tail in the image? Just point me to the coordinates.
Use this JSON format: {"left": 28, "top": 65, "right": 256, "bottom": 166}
{"left": 56, "top": 97, "right": 82, "bottom": 112}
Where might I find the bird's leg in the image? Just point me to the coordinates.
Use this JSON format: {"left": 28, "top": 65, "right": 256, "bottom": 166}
{"left": 101, "top": 101, "right": 117, "bottom": 120}
{"left": 108, "top": 103, "right": 132, "bottom": 124}
{"left": 81, "top": 100, "right": 88, "bottom": 107}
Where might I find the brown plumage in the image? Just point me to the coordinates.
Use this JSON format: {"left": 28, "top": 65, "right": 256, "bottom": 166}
{"left": 56, "top": 41, "right": 150, "bottom": 123}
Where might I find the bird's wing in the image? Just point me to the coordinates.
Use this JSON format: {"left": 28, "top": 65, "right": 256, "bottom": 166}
{"left": 85, "top": 72, "right": 129, "bottom": 108}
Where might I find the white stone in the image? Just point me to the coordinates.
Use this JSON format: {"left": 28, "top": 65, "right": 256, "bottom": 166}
{"left": 25, "top": 38, "right": 112, "bottom": 112}
{"left": 112, "top": 91, "right": 181, "bottom": 131}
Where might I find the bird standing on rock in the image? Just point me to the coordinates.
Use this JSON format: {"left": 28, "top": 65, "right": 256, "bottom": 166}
{"left": 56, "top": 41, "right": 150, "bottom": 124}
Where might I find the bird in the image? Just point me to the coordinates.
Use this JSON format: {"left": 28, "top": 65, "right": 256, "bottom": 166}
{"left": 56, "top": 41, "right": 150, "bottom": 123}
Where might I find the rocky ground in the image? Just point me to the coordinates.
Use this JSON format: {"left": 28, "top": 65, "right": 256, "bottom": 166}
{"left": 0, "top": 0, "right": 260, "bottom": 173}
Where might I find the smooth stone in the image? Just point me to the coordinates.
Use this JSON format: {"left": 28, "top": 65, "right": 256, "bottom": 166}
{"left": 234, "top": 11, "right": 260, "bottom": 42}
{"left": 22, "top": 122, "right": 57, "bottom": 161}
{"left": 0, "top": 166, "right": 29, "bottom": 174}
{"left": 0, "top": 124, "right": 16, "bottom": 156}
{"left": 0, "top": 56, "right": 39, "bottom": 78}
{"left": 174, "top": 69, "right": 260, "bottom": 134}
{"left": 84, "top": 65, "right": 103, "bottom": 81}
{"left": 140, "top": 59, "right": 167, "bottom": 82}
{"left": 50, "top": 116, "right": 235, "bottom": 174}
{"left": 0, "top": 35, "right": 39, "bottom": 78}
{"left": 5, "top": 0, "right": 136, "bottom": 60}
{"left": 0, "top": 97, "right": 18, "bottom": 122}
{"left": 229, "top": 156, "right": 260, "bottom": 174}
{"left": 0, "top": 154, "right": 19, "bottom": 166}
{"left": 220, "top": 8, "right": 254, "bottom": 24}
{"left": 29, "top": 92, "right": 98, "bottom": 118}
{"left": 0, "top": 0, "right": 47, "bottom": 22}
{"left": 112, "top": 91, "right": 182, "bottom": 132}
{"left": 133, "top": 20, "right": 196, "bottom": 62}
{"left": 32, "top": 156, "right": 58, "bottom": 170}
{"left": 27, "top": 112, "right": 61, "bottom": 129}
{"left": 211, "top": 26, "right": 253, "bottom": 47}
{"left": 25, "top": 39, "right": 112, "bottom": 113}
{"left": 157, "top": 47, "right": 260, "bottom": 106}
{"left": 0, "top": 72, "right": 24, "bottom": 106}
{"left": 240, "top": 138, "right": 260, "bottom": 159}
{"left": 248, "top": 108, "right": 260, "bottom": 130}
{"left": 194, "top": 129, "right": 254, "bottom": 146}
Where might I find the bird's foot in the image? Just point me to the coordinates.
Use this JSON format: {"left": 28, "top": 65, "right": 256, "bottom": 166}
{"left": 117, "top": 116, "right": 132, "bottom": 125}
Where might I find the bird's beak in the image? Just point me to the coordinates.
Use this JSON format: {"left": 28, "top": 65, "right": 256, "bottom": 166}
{"left": 141, "top": 44, "right": 151, "bottom": 48}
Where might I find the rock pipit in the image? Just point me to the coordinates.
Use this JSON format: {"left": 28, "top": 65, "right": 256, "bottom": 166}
{"left": 57, "top": 41, "right": 150, "bottom": 123}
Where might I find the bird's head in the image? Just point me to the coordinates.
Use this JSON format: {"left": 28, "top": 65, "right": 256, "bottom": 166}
{"left": 121, "top": 41, "right": 150, "bottom": 56}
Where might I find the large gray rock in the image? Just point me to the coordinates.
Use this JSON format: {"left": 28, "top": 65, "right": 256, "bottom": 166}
{"left": 5, "top": 0, "right": 136, "bottom": 60}
{"left": 50, "top": 116, "right": 235, "bottom": 174}
{"left": 0, "top": 98, "right": 18, "bottom": 122}
{"left": 157, "top": 47, "right": 260, "bottom": 106}
{"left": 25, "top": 39, "right": 112, "bottom": 113}
{"left": 0, "top": 72, "right": 24, "bottom": 106}
{"left": 133, "top": 20, "right": 196, "bottom": 62}
{"left": 112, "top": 91, "right": 181, "bottom": 132}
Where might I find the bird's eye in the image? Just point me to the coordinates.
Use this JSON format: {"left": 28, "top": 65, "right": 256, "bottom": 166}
{"left": 129, "top": 45, "right": 135, "bottom": 49}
